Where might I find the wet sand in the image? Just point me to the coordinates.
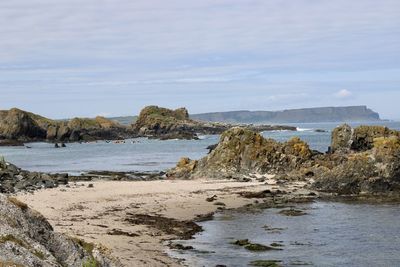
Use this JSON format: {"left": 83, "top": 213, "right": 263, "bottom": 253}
{"left": 15, "top": 179, "right": 311, "bottom": 266}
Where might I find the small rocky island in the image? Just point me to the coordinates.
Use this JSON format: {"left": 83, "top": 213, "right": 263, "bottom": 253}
{"left": 132, "top": 105, "right": 296, "bottom": 140}
{"left": 168, "top": 124, "right": 400, "bottom": 196}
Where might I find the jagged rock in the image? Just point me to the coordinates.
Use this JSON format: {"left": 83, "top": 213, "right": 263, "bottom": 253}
{"left": 331, "top": 124, "right": 400, "bottom": 152}
{"left": 168, "top": 125, "right": 400, "bottom": 196}
{"left": 167, "top": 127, "right": 312, "bottom": 179}
{"left": 331, "top": 124, "right": 353, "bottom": 152}
{"left": 0, "top": 195, "right": 117, "bottom": 266}
{"left": 313, "top": 135, "right": 400, "bottom": 194}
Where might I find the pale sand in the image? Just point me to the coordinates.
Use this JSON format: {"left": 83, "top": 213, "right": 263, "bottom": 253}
{"left": 15, "top": 179, "right": 308, "bottom": 266}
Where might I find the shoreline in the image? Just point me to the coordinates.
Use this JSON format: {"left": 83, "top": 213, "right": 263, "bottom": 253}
{"left": 15, "top": 178, "right": 315, "bottom": 266}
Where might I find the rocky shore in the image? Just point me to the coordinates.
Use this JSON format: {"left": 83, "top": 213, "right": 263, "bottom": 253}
{"left": 0, "top": 193, "right": 118, "bottom": 266}
{"left": 1, "top": 122, "right": 399, "bottom": 266}
{"left": 168, "top": 124, "right": 400, "bottom": 196}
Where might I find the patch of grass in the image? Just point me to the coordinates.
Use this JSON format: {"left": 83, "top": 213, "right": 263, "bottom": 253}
{"left": 82, "top": 258, "right": 98, "bottom": 267}
{"left": 71, "top": 237, "right": 95, "bottom": 255}
{"left": 7, "top": 197, "right": 28, "bottom": 211}
{"left": 33, "top": 250, "right": 46, "bottom": 260}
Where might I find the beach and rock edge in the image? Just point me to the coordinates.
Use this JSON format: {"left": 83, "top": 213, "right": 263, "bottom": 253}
{"left": 0, "top": 124, "right": 399, "bottom": 266}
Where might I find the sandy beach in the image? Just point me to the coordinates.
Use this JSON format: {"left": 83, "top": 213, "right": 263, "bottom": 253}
{"left": 14, "top": 179, "right": 311, "bottom": 266}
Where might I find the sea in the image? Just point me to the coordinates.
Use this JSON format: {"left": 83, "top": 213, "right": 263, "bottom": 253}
{"left": 1, "top": 121, "right": 399, "bottom": 174}
{"left": 1, "top": 121, "right": 400, "bottom": 267}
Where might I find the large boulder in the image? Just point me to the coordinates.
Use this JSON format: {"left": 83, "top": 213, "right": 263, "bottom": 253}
{"left": 0, "top": 194, "right": 116, "bottom": 266}
{"left": 167, "top": 127, "right": 313, "bottom": 179}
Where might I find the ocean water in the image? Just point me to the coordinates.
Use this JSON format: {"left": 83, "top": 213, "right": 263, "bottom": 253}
{"left": 169, "top": 201, "right": 400, "bottom": 267}
{"left": 0, "top": 121, "right": 399, "bottom": 174}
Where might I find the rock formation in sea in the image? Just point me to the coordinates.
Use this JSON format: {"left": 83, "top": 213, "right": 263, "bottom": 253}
{"left": 168, "top": 125, "right": 400, "bottom": 195}
{"left": 0, "top": 108, "right": 133, "bottom": 144}
{"left": 0, "top": 194, "right": 117, "bottom": 266}
{"left": 132, "top": 105, "right": 297, "bottom": 140}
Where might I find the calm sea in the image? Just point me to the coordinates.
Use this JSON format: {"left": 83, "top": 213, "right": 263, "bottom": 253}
{"left": 0, "top": 121, "right": 399, "bottom": 174}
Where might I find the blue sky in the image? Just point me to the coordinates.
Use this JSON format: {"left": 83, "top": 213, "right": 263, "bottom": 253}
{"left": 0, "top": 0, "right": 399, "bottom": 119}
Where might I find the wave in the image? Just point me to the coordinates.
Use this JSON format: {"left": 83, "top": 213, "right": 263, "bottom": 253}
{"left": 296, "top": 127, "right": 313, "bottom": 132}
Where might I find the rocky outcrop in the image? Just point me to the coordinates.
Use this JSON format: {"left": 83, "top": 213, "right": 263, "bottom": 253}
{"left": 0, "top": 108, "right": 47, "bottom": 141}
{"left": 133, "top": 106, "right": 296, "bottom": 140}
{"left": 331, "top": 124, "right": 400, "bottom": 152}
{"left": 167, "top": 127, "right": 314, "bottom": 179}
{"left": 168, "top": 125, "right": 400, "bottom": 196}
{"left": 0, "top": 194, "right": 116, "bottom": 266}
{"left": 313, "top": 127, "right": 400, "bottom": 195}
{"left": 0, "top": 108, "right": 133, "bottom": 144}
{"left": 0, "top": 157, "right": 68, "bottom": 193}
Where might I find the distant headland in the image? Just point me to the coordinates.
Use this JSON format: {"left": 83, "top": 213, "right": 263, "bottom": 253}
{"left": 190, "top": 105, "right": 381, "bottom": 124}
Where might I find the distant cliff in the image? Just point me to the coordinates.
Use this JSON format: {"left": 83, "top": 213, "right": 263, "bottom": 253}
{"left": 191, "top": 106, "right": 381, "bottom": 123}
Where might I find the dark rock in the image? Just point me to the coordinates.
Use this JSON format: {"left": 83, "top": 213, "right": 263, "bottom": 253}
{"left": 0, "top": 194, "right": 117, "bottom": 266}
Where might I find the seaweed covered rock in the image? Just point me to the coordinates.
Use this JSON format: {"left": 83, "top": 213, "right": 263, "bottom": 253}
{"left": 0, "top": 194, "right": 117, "bottom": 266}
{"left": 168, "top": 127, "right": 313, "bottom": 179}
{"left": 169, "top": 125, "right": 400, "bottom": 196}
{"left": 331, "top": 124, "right": 400, "bottom": 152}
{"left": 313, "top": 135, "right": 400, "bottom": 195}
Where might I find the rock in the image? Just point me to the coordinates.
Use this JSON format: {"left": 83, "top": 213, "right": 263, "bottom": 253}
{"left": 231, "top": 239, "right": 279, "bottom": 251}
{"left": 168, "top": 124, "right": 400, "bottom": 196}
{"left": 0, "top": 195, "right": 117, "bottom": 266}
{"left": 167, "top": 127, "right": 312, "bottom": 180}
{"left": 0, "top": 108, "right": 47, "bottom": 140}
{"left": 0, "top": 108, "right": 133, "bottom": 143}
{"left": 0, "top": 159, "right": 69, "bottom": 193}
{"left": 331, "top": 124, "right": 400, "bottom": 152}
{"left": 250, "top": 260, "right": 282, "bottom": 267}
{"left": 331, "top": 124, "right": 353, "bottom": 153}
{"left": 278, "top": 209, "right": 307, "bottom": 216}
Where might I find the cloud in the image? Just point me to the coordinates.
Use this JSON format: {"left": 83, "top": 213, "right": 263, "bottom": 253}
{"left": 335, "top": 89, "right": 353, "bottom": 98}
{"left": 0, "top": 1, "right": 399, "bottom": 118}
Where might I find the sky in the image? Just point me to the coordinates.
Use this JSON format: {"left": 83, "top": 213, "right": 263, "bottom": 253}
{"left": 0, "top": 0, "right": 399, "bottom": 120}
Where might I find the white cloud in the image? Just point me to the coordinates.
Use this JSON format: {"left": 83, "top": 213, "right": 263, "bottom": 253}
{"left": 335, "top": 89, "right": 353, "bottom": 98}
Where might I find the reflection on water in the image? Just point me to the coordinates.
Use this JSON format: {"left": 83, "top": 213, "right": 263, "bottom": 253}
{"left": 170, "top": 201, "right": 400, "bottom": 267}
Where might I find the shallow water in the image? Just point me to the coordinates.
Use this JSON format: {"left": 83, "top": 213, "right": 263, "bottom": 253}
{"left": 0, "top": 121, "right": 399, "bottom": 174}
{"left": 170, "top": 201, "right": 400, "bottom": 267}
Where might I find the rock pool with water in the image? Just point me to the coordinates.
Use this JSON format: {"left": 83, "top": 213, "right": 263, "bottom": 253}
{"left": 170, "top": 201, "right": 400, "bottom": 267}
